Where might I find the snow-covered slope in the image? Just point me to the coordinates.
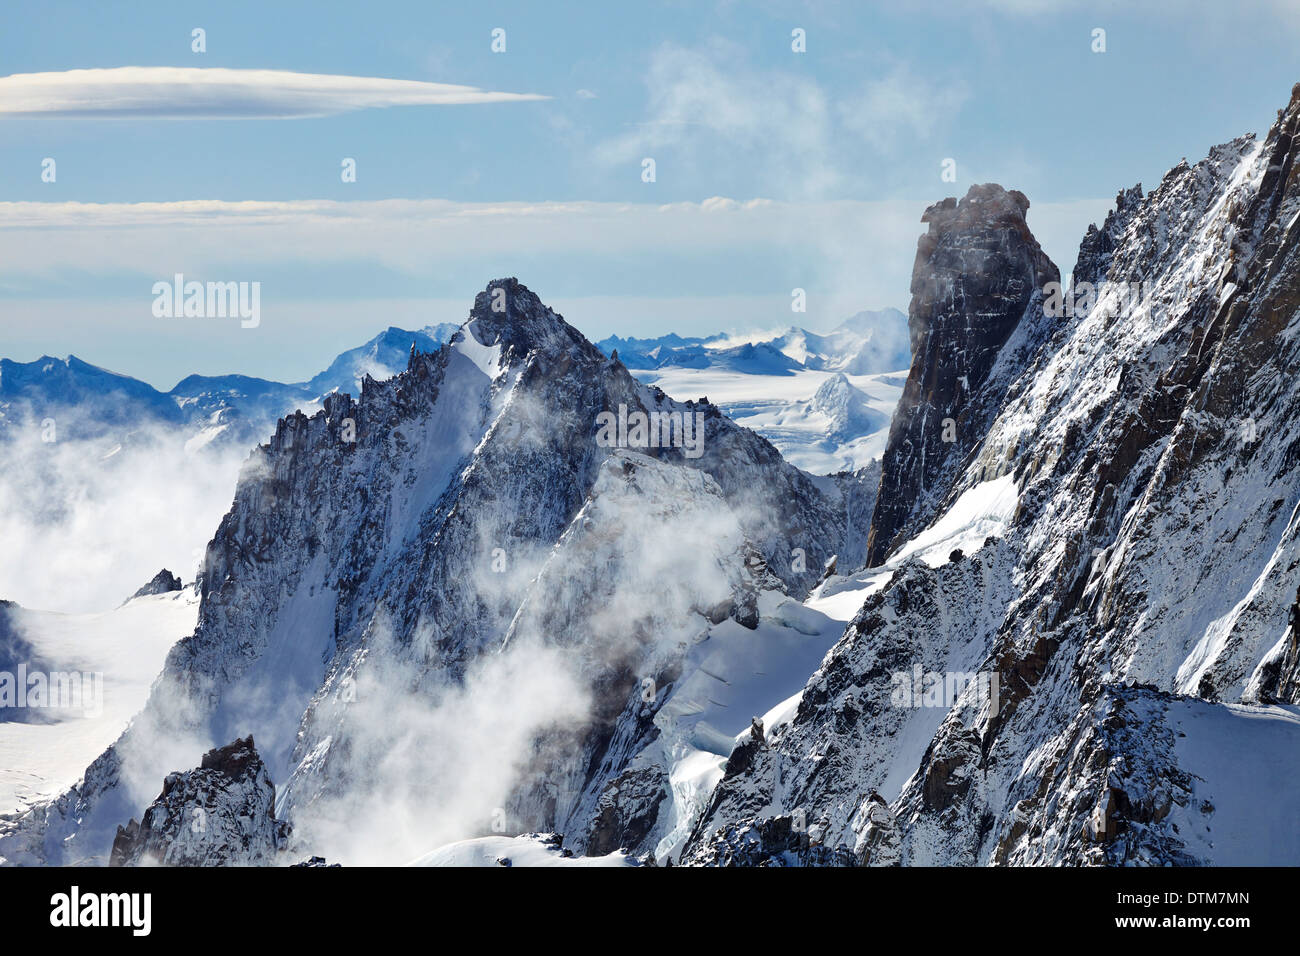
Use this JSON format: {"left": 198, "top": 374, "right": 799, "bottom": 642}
{"left": 0, "top": 587, "right": 198, "bottom": 816}
{"left": 410, "top": 834, "right": 632, "bottom": 867}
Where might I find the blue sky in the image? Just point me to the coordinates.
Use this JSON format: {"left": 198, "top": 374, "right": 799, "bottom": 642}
{"left": 2, "top": 0, "right": 1298, "bottom": 386}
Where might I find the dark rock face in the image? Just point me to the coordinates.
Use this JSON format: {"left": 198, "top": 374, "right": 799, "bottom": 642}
{"left": 865, "top": 184, "right": 1059, "bottom": 567}
{"left": 584, "top": 765, "right": 668, "bottom": 856}
{"left": 825, "top": 460, "right": 880, "bottom": 575}
{"left": 685, "top": 813, "right": 858, "bottom": 867}
{"left": 109, "top": 736, "right": 288, "bottom": 866}
{"left": 127, "top": 569, "right": 183, "bottom": 602}
{"left": 989, "top": 686, "right": 1201, "bottom": 866}
{"left": 1257, "top": 592, "right": 1300, "bottom": 703}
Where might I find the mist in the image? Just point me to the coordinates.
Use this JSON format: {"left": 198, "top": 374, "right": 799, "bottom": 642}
{"left": 0, "top": 422, "right": 250, "bottom": 613}
{"left": 284, "top": 626, "right": 592, "bottom": 866}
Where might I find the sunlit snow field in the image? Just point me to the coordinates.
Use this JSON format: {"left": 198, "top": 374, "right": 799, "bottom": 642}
{"left": 0, "top": 589, "right": 199, "bottom": 814}
{"left": 634, "top": 365, "right": 904, "bottom": 474}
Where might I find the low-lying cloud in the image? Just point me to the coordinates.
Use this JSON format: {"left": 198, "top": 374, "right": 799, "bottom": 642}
{"left": 0, "top": 422, "right": 249, "bottom": 613}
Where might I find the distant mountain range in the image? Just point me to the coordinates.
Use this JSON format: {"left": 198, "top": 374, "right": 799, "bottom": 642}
{"left": 596, "top": 308, "right": 909, "bottom": 377}
{"left": 0, "top": 312, "right": 908, "bottom": 459}
{"left": 0, "top": 323, "right": 460, "bottom": 449}
{"left": 598, "top": 310, "right": 910, "bottom": 475}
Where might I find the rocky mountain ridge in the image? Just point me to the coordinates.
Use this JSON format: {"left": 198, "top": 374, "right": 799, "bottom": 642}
{"left": 109, "top": 736, "right": 287, "bottom": 866}
{"left": 680, "top": 83, "right": 1300, "bottom": 866}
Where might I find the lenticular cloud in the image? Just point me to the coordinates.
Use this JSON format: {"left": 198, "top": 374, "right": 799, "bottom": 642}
{"left": 0, "top": 67, "right": 547, "bottom": 119}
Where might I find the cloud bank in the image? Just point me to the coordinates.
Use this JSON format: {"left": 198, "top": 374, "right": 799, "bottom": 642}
{"left": 0, "top": 67, "right": 548, "bottom": 119}
{"left": 0, "top": 194, "right": 1113, "bottom": 384}
{"left": 0, "top": 195, "right": 1107, "bottom": 282}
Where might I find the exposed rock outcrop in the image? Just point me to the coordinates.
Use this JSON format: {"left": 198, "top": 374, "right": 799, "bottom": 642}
{"left": 110, "top": 736, "right": 288, "bottom": 866}
{"left": 127, "top": 569, "right": 183, "bottom": 602}
{"left": 865, "top": 184, "right": 1059, "bottom": 567}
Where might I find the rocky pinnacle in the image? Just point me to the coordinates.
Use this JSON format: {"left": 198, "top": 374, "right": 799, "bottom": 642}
{"left": 865, "top": 184, "right": 1058, "bottom": 567}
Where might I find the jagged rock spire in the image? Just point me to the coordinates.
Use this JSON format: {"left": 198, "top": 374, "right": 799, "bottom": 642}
{"left": 865, "top": 183, "right": 1058, "bottom": 567}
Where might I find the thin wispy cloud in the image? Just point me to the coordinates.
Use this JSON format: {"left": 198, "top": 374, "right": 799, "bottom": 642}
{"left": 0, "top": 67, "right": 548, "bottom": 119}
{"left": 596, "top": 41, "right": 839, "bottom": 198}
{"left": 0, "top": 196, "right": 923, "bottom": 278}
{"left": 596, "top": 42, "right": 968, "bottom": 199}
{"left": 0, "top": 195, "right": 1110, "bottom": 292}
{"left": 841, "top": 65, "right": 969, "bottom": 153}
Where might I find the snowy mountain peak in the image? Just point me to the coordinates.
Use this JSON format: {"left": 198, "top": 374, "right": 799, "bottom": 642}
{"left": 809, "top": 373, "right": 882, "bottom": 440}
{"left": 304, "top": 323, "right": 457, "bottom": 399}
{"left": 461, "top": 277, "right": 592, "bottom": 364}
{"left": 127, "top": 569, "right": 183, "bottom": 603}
